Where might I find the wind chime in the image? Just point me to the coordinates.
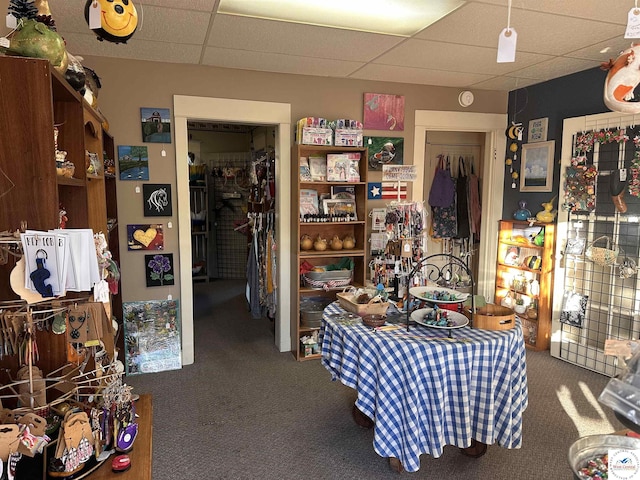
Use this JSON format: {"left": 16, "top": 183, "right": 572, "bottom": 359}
{"left": 505, "top": 122, "right": 524, "bottom": 188}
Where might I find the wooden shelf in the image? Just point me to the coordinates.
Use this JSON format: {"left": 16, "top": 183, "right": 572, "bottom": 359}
{"left": 495, "top": 220, "right": 555, "bottom": 351}
{"left": 292, "top": 144, "right": 368, "bottom": 361}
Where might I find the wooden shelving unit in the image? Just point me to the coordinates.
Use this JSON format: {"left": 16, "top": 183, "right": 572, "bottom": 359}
{"left": 494, "top": 220, "right": 555, "bottom": 350}
{"left": 291, "top": 144, "right": 368, "bottom": 361}
{"left": 0, "top": 55, "right": 112, "bottom": 373}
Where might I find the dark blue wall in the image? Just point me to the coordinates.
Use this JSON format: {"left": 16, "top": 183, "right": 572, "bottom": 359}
{"left": 503, "top": 66, "right": 609, "bottom": 219}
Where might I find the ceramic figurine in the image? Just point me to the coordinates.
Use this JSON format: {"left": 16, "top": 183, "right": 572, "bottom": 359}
{"left": 513, "top": 200, "right": 531, "bottom": 221}
{"left": 330, "top": 235, "right": 343, "bottom": 250}
{"left": 601, "top": 44, "right": 640, "bottom": 114}
{"left": 313, "top": 235, "right": 327, "bottom": 251}
{"left": 535, "top": 197, "right": 556, "bottom": 223}
{"left": 342, "top": 235, "right": 355, "bottom": 250}
{"left": 300, "top": 234, "right": 313, "bottom": 251}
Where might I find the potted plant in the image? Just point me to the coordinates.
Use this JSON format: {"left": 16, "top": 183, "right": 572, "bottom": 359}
{"left": 514, "top": 296, "right": 527, "bottom": 314}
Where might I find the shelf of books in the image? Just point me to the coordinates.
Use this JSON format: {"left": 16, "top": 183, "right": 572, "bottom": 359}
{"left": 292, "top": 145, "right": 368, "bottom": 361}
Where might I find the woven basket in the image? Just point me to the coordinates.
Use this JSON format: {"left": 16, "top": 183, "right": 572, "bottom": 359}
{"left": 336, "top": 292, "right": 389, "bottom": 316}
{"left": 302, "top": 271, "right": 352, "bottom": 290}
{"left": 585, "top": 236, "right": 619, "bottom": 267}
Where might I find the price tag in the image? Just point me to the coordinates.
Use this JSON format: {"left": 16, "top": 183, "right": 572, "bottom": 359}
{"left": 0, "top": 37, "right": 9, "bottom": 49}
{"left": 89, "top": 0, "right": 101, "bottom": 30}
{"left": 620, "top": 168, "right": 628, "bottom": 182}
{"left": 6, "top": 13, "right": 16, "bottom": 29}
{"left": 626, "top": 8, "right": 640, "bottom": 38}
{"left": 497, "top": 28, "right": 517, "bottom": 63}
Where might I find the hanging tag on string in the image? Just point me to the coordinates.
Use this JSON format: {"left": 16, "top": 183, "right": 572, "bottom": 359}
{"left": 626, "top": 7, "right": 640, "bottom": 38}
{"left": 0, "top": 36, "right": 8, "bottom": 49}
{"left": 6, "top": 13, "right": 16, "bottom": 29}
{"left": 497, "top": 28, "right": 517, "bottom": 63}
{"left": 89, "top": 0, "right": 102, "bottom": 30}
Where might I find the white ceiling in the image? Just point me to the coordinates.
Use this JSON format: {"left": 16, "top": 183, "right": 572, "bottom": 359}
{"left": 48, "top": 0, "right": 636, "bottom": 91}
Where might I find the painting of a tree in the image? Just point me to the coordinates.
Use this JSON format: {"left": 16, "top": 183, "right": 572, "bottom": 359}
{"left": 118, "top": 145, "right": 149, "bottom": 180}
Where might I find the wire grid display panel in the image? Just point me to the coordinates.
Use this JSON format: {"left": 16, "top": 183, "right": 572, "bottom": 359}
{"left": 206, "top": 152, "right": 252, "bottom": 279}
{"left": 559, "top": 126, "right": 640, "bottom": 376}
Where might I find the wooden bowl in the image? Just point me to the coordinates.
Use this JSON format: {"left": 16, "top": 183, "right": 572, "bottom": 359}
{"left": 362, "top": 314, "right": 386, "bottom": 328}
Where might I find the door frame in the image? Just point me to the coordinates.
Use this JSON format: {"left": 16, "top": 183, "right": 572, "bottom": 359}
{"left": 174, "top": 96, "right": 291, "bottom": 365}
{"left": 413, "top": 110, "right": 507, "bottom": 300}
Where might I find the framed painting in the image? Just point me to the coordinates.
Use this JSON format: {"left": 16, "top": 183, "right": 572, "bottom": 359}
{"left": 118, "top": 145, "right": 149, "bottom": 180}
{"left": 123, "top": 299, "right": 181, "bottom": 375}
{"left": 141, "top": 107, "right": 172, "bottom": 143}
{"left": 143, "top": 184, "right": 172, "bottom": 216}
{"left": 145, "top": 253, "right": 175, "bottom": 287}
{"left": 520, "top": 141, "right": 555, "bottom": 192}
{"left": 365, "top": 136, "right": 404, "bottom": 171}
{"left": 528, "top": 117, "right": 548, "bottom": 143}
{"left": 127, "top": 224, "right": 164, "bottom": 251}
{"left": 363, "top": 93, "right": 405, "bottom": 131}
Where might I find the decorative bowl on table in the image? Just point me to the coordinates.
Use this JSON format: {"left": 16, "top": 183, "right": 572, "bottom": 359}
{"left": 362, "top": 314, "right": 386, "bottom": 328}
{"left": 568, "top": 434, "right": 640, "bottom": 479}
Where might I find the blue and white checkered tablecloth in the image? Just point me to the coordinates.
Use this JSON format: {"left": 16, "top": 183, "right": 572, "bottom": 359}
{"left": 320, "top": 302, "right": 528, "bottom": 473}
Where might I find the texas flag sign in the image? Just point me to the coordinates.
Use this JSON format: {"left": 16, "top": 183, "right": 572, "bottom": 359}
{"left": 368, "top": 182, "right": 382, "bottom": 199}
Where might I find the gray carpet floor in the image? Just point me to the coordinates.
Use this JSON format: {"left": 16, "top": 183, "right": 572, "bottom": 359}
{"left": 127, "top": 279, "right": 624, "bottom": 479}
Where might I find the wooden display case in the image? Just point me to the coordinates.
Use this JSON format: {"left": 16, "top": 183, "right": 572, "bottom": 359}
{"left": 494, "top": 220, "right": 555, "bottom": 350}
{"left": 291, "top": 144, "right": 368, "bottom": 361}
{"left": 0, "top": 56, "right": 111, "bottom": 372}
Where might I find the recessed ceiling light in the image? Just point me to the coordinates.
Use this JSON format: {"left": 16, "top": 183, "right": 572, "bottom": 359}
{"left": 217, "top": 0, "right": 466, "bottom": 36}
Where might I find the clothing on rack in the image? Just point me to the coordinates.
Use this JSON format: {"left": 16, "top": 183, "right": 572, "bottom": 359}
{"left": 245, "top": 211, "right": 277, "bottom": 319}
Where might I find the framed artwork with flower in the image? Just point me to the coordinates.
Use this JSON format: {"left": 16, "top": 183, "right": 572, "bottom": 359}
{"left": 145, "top": 253, "right": 175, "bottom": 287}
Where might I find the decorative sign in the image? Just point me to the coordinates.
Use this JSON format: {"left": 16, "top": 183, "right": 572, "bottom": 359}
{"left": 528, "top": 117, "right": 548, "bottom": 143}
{"left": 382, "top": 165, "right": 417, "bottom": 182}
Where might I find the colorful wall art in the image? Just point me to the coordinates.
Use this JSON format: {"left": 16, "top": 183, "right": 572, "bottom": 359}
{"left": 363, "top": 93, "right": 405, "bottom": 131}
{"left": 123, "top": 299, "right": 181, "bottom": 375}
{"left": 118, "top": 145, "right": 149, "bottom": 180}
{"left": 145, "top": 253, "right": 174, "bottom": 287}
{"left": 365, "top": 136, "right": 404, "bottom": 171}
{"left": 141, "top": 107, "right": 172, "bottom": 143}
{"left": 126, "top": 224, "right": 164, "bottom": 250}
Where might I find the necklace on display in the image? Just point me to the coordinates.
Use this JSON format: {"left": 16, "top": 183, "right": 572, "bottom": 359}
{"left": 68, "top": 314, "right": 86, "bottom": 340}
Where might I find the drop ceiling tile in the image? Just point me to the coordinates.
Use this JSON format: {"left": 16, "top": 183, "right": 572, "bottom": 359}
{"left": 349, "top": 64, "right": 493, "bottom": 87}
{"left": 417, "top": 2, "right": 623, "bottom": 56}
{"left": 508, "top": 56, "right": 597, "bottom": 80}
{"left": 208, "top": 15, "right": 404, "bottom": 62}
{"left": 568, "top": 37, "right": 635, "bottom": 62}
{"left": 202, "top": 47, "right": 364, "bottom": 76}
{"left": 62, "top": 32, "right": 204, "bottom": 64}
{"left": 470, "top": 75, "right": 540, "bottom": 91}
{"left": 468, "top": 0, "right": 626, "bottom": 24}
{"left": 374, "top": 39, "right": 552, "bottom": 77}
{"left": 137, "top": 0, "right": 217, "bottom": 11}
{"left": 53, "top": 2, "right": 210, "bottom": 45}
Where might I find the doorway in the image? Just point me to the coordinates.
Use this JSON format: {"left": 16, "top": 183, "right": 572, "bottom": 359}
{"left": 174, "top": 96, "right": 291, "bottom": 365}
{"left": 413, "top": 111, "right": 507, "bottom": 300}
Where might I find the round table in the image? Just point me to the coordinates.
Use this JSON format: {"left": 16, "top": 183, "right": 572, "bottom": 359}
{"left": 320, "top": 302, "right": 528, "bottom": 473}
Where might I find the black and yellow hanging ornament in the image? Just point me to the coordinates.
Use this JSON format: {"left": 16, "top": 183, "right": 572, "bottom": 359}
{"left": 505, "top": 122, "right": 524, "bottom": 188}
{"left": 84, "top": 0, "right": 138, "bottom": 44}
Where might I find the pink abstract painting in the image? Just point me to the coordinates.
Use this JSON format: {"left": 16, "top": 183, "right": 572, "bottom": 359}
{"left": 363, "top": 93, "right": 405, "bottom": 131}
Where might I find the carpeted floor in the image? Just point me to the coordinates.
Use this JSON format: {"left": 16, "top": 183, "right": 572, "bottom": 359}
{"left": 127, "top": 279, "right": 624, "bottom": 479}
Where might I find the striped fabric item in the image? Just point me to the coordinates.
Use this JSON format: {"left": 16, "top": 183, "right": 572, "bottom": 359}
{"left": 381, "top": 182, "right": 407, "bottom": 199}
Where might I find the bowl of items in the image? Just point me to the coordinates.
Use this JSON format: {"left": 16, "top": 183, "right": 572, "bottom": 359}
{"left": 362, "top": 314, "right": 386, "bottom": 328}
{"left": 568, "top": 434, "right": 640, "bottom": 479}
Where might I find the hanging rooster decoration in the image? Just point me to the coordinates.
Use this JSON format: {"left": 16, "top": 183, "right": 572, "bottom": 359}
{"left": 84, "top": 0, "right": 138, "bottom": 44}
{"left": 601, "top": 44, "right": 640, "bottom": 114}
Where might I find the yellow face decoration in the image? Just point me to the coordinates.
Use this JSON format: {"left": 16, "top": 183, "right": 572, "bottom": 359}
{"left": 85, "top": 0, "right": 138, "bottom": 44}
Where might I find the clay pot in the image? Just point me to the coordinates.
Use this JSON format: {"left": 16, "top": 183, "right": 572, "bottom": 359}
{"left": 300, "top": 234, "right": 313, "bottom": 251}
{"left": 342, "top": 235, "right": 355, "bottom": 249}
{"left": 313, "top": 235, "right": 327, "bottom": 251}
{"left": 330, "top": 235, "right": 343, "bottom": 250}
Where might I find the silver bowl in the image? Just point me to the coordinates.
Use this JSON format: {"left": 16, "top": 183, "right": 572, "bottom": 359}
{"left": 568, "top": 434, "right": 640, "bottom": 479}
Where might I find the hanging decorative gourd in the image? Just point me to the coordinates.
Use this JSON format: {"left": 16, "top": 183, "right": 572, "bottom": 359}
{"left": 84, "top": 0, "right": 138, "bottom": 44}
{"left": 601, "top": 44, "right": 640, "bottom": 114}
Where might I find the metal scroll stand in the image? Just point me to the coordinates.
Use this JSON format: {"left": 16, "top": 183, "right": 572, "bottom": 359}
{"left": 404, "top": 253, "right": 475, "bottom": 336}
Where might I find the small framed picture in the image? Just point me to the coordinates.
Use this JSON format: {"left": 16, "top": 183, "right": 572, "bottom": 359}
{"left": 143, "top": 184, "right": 172, "bottom": 216}
{"left": 520, "top": 141, "right": 555, "bottom": 192}
{"left": 528, "top": 117, "right": 548, "bottom": 143}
